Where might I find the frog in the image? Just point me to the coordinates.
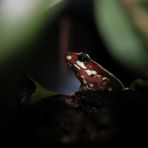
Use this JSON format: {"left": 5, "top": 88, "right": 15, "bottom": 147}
{"left": 65, "top": 52, "right": 125, "bottom": 91}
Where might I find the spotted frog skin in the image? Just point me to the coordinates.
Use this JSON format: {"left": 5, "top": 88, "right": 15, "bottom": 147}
{"left": 65, "top": 52, "right": 125, "bottom": 91}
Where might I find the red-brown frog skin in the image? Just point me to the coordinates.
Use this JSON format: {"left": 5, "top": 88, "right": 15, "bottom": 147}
{"left": 65, "top": 52, "right": 125, "bottom": 91}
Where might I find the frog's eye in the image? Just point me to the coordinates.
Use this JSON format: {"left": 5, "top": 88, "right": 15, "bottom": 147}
{"left": 78, "top": 53, "right": 90, "bottom": 62}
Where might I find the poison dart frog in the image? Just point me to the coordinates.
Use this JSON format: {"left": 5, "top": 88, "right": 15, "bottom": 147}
{"left": 65, "top": 52, "right": 125, "bottom": 91}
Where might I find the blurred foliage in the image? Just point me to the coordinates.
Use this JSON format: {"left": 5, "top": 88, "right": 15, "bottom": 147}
{"left": 120, "top": 0, "right": 148, "bottom": 46}
{"left": 0, "top": 0, "right": 67, "bottom": 64}
{"left": 94, "top": 0, "right": 148, "bottom": 76}
{"left": 0, "top": 0, "right": 67, "bottom": 99}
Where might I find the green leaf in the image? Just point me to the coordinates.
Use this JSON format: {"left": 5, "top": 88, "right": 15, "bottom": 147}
{"left": 30, "top": 77, "right": 56, "bottom": 103}
{"left": 94, "top": 0, "right": 148, "bottom": 75}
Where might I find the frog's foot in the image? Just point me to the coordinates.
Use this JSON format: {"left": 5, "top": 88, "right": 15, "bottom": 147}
{"left": 122, "top": 87, "right": 129, "bottom": 91}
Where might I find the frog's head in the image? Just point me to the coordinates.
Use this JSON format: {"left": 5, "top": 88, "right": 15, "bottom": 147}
{"left": 65, "top": 52, "right": 90, "bottom": 71}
